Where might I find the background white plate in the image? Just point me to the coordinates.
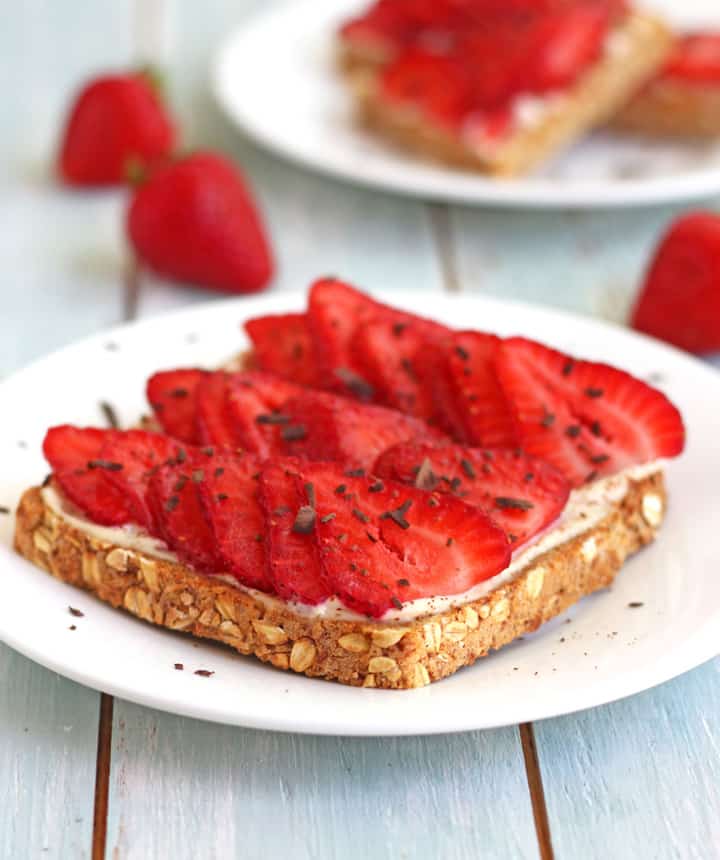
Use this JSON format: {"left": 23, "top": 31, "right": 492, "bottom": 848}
{"left": 212, "top": 0, "right": 720, "bottom": 209}
{"left": 0, "top": 291, "right": 718, "bottom": 735}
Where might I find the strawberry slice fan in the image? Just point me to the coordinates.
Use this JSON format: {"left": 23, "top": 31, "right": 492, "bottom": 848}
{"left": 42, "top": 281, "right": 684, "bottom": 618}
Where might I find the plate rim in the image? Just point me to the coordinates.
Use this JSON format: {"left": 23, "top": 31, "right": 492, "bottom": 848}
{"left": 211, "top": 0, "right": 720, "bottom": 210}
{"left": 1, "top": 289, "right": 719, "bottom": 735}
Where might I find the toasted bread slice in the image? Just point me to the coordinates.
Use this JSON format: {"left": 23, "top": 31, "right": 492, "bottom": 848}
{"left": 343, "top": 12, "right": 672, "bottom": 177}
{"left": 612, "top": 79, "right": 720, "bottom": 137}
{"left": 14, "top": 470, "right": 665, "bottom": 689}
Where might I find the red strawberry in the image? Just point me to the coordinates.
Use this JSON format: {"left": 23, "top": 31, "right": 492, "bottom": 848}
{"left": 226, "top": 372, "right": 304, "bottom": 460}
{"left": 147, "top": 456, "right": 221, "bottom": 572}
{"left": 373, "top": 441, "right": 570, "bottom": 547}
{"left": 244, "top": 314, "right": 320, "bottom": 387}
{"left": 298, "top": 462, "right": 510, "bottom": 617}
{"left": 126, "top": 151, "right": 274, "bottom": 294}
{"left": 195, "top": 372, "right": 244, "bottom": 449}
{"left": 443, "top": 332, "right": 518, "bottom": 448}
{"left": 58, "top": 72, "right": 176, "bottom": 186}
{"left": 197, "top": 451, "right": 271, "bottom": 591}
{"left": 146, "top": 368, "right": 208, "bottom": 443}
{"left": 307, "top": 277, "right": 439, "bottom": 398}
{"left": 496, "top": 337, "right": 685, "bottom": 486}
{"left": 664, "top": 34, "right": 720, "bottom": 83}
{"left": 350, "top": 316, "right": 450, "bottom": 417}
{"left": 42, "top": 426, "right": 133, "bottom": 526}
{"left": 257, "top": 461, "right": 330, "bottom": 605}
{"left": 280, "top": 389, "right": 444, "bottom": 471}
{"left": 99, "top": 430, "right": 182, "bottom": 530}
{"left": 631, "top": 212, "right": 720, "bottom": 354}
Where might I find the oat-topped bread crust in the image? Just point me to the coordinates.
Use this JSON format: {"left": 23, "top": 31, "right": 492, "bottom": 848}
{"left": 342, "top": 12, "right": 672, "bottom": 177}
{"left": 612, "top": 79, "right": 720, "bottom": 137}
{"left": 15, "top": 473, "right": 665, "bottom": 689}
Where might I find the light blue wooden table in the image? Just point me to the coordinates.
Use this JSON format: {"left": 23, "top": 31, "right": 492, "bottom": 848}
{"left": 2, "top": 3, "right": 719, "bottom": 858}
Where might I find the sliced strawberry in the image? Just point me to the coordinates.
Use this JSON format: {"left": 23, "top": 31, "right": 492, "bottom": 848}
{"left": 257, "top": 460, "right": 330, "bottom": 605}
{"left": 197, "top": 451, "right": 271, "bottom": 591}
{"left": 42, "top": 426, "right": 133, "bottom": 526}
{"left": 147, "top": 456, "right": 221, "bottom": 572}
{"left": 444, "top": 332, "right": 518, "bottom": 448}
{"left": 631, "top": 213, "right": 720, "bottom": 354}
{"left": 664, "top": 33, "right": 720, "bottom": 84}
{"left": 146, "top": 368, "right": 208, "bottom": 443}
{"left": 99, "top": 430, "right": 183, "bottom": 530}
{"left": 298, "top": 462, "right": 510, "bottom": 617}
{"left": 374, "top": 441, "right": 570, "bottom": 547}
{"left": 350, "top": 316, "right": 450, "bottom": 418}
{"left": 244, "top": 313, "right": 320, "bottom": 387}
{"left": 307, "top": 277, "right": 441, "bottom": 398}
{"left": 496, "top": 337, "right": 685, "bottom": 486}
{"left": 412, "top": 341, "right": 472, "bottom": 440}
{"left": 280, "top": 389, "right": 444, "bottom": 471}
{"left": 226, "top": 372, "right": 304, "bottom": 460}
{"left": 194, "top": 372, "right": 244, "bottom": 448}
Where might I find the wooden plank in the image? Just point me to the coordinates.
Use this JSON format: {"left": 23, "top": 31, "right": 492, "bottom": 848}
{"left": 535, "top": 659, "right": 720, "bottom": 860}
{"left": 0, "top": 646, "right": 100, "bottom": 860}
{"left": 106, "top": 702, "right": 538, "bottom": 860}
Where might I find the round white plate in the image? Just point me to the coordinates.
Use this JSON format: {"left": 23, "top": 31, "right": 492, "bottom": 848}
{"left": 0, "top": 291, "right": 718, "bottom": 735}
{"left": 212, "top": 0, "right": 720, "bottom": 209}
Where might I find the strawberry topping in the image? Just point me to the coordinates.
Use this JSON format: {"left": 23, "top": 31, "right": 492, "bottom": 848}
{"left": 374, "top": 441, "right": 570, "bottom": 547}
{"left": 495, "top": 337, "right": 685, "bottom": 486}
{"left": 663, "top": 33, "right": 720, "bottom": 84}
{"left": 146, "top": 368, "right": 208, "bottom": 443}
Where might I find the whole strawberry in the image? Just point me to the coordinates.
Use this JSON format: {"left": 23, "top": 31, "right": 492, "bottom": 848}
{"left": 631, "top": 212, "right": 720, "bottom": 354}
{"left": 126, "top": 151, "right": 274, "bottom": 294}
{"left": 59, "top": 72, "right": 176, "bottom": 186}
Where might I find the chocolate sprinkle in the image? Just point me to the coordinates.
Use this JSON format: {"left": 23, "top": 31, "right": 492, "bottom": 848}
{"left": 68, "top": 607, "right": 84, "bottom": 618}
{"left": 334, "top": 484, "right": 347, "bottom": 495}
{"left": 214, "top": 467, "right": 225, "bottom": 478}
{"left": 590, "top": 421, "right": 602, "bottom": 437}
{"left": 352, "top": 508, "right": 369, "bottom": 524}
{"left": 174, "top": 663, "right": 184, "bottom": 671}
{"left": 628, "top": 602, "right": 644, "bottom": 608}
{"left": 334, "top": 368, "right": 375, "bottom": 400}
{"left": 585, "top": 387, "right": 604, "bottom": 398}
{"left": 591, "top": 454, "right": 610, "bottom": 464}
{"left": 391, "top": 596, "right": 403, "bottom": 610}
{"left": 256, "top": 412, "right": 291, "bottom": 425}
{"left": 320, "top": 512, "right": 336, "bottom": 523}
{"left": 69, "top": 625, "right": 77, "bottom": 631}
{"left": 87, "top": 459, "right": 123, "bottom": 471}
{"left": 194, "top": 669, "right": 214, "bottom": 677}
{"left": 455, "top": 345, "right": 470, "bottom": 361}
{"left": 562, "top": 360, "right": 574, "bottom": 376}
{"left": 381, "top": 499, "right": 412, "bottom": 530}
{"left": 392, "top": 322, "right": 407, "bottom": 336}
{"left": 366, "top": 531, "right": 377, "bottom": 543}
{"left": 174, "top": 476, "right": 188, "bottom": 492}
{"left": 166, "top": 495, "right": 180, "bottom": 512}
{"left": 292, "top": 505, "right": 316, "bottom": 534}
{"left": 397, "top": 578, "right": 410, "bottom": 587}
{"left": 565, "top": 425, "right": 581, "bottom": 438}
{"left": 282, "top": 424, "right": 307, "bottom": 441}
{"left": 449, "top": 477, "right": 462, "bottom": 492}
{"left": 100, "top": 400, "right": 119, "bottom": 429}
{"left": 368, "top": 480, "right": 385, "bottom": 493}
{"left": 495, "top": 497, "right": 534, "bottom": 511}
{"left": 460, "top": 458, "right": 476, "bottom": 479}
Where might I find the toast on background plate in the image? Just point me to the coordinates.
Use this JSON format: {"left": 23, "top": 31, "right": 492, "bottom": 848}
{"left": 337, "top": 1, "right": 672, "bottom": 177}
{"left": 14, "top": 279, "right": 684, "bottom": 688}
{"left": 613, "top": 33, "right": 720, "bottom": 137}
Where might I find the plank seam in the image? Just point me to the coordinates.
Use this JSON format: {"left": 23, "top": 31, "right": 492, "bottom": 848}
{"left": 520, "top": 722, "right": 555, "bottom": 860}
{"left": 427, "top": 203, "right": 461, "bottom": 293}
{"left": 91, "top": 693, "right": 114, "bottom": 860}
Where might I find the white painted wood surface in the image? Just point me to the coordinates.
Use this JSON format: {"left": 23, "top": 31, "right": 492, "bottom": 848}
{"left": 1, "top": 1, "right": 720, "bottom": 858}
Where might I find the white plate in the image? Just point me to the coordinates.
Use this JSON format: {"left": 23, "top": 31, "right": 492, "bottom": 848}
{"left": 0, "top": 291, "right": 718, "bottom": 735}
{"left": 212, "top": 0, "right": 720, "bottom": 209}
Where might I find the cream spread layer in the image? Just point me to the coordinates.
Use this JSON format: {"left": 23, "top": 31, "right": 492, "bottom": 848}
{"left": 41, "top": 460, "right": 662, "bottom": 624}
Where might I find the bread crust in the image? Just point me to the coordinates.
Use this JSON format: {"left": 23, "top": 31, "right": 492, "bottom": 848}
{"left": 14, "top": 473, "right": 666, "bottom": 689}
{"left": 612, "top": 79, "right": 720, "bottom": 137}
{"left": 341, "top": 12, "right": 672, "bottom": 177}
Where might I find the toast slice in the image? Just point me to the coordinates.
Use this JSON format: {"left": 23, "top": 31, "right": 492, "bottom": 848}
{"left": 343, "top": 11, "right": 672, "bottom": 177}
{"left": 14, "top": 470, "right": 665, "bottom": 689}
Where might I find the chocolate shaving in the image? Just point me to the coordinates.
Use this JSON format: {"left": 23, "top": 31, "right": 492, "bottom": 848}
{"left": 397, "top": 578, "right": 410, "bottom": 587}
{"left": 282, "top": 424, "right": 307, "bottom": 441}
{"left": 541, "top": 409, "right": 555, "bottom": 428}
{"left": 216, "top": 493, "right": 228, "bottom": 502}
{"left": 334, "top": 368, "right": 375, "bottom": 400}
{"left": 565, "top": 425, "right": 581, "bottom": 438}
{"left": 174, "top": 476, "right": 188, "bottom": 492}
{"left": 174, "top": 663, "right": 184, "bottom": 671}
{"left": 87, "top": 459, "right": 123, "bottom": 472}
{"left": 100, "top": 400, "right": 119, "bottom": 429}
{"left": 392, "top": 322, "right": 407, "bottom": 336}
{"left": 590, "top": 421, "right": 602, "bottom": 437}
{"left": 320, "top": 513, "right": 336, "bottom": 524}
{"left": 591, "top": 454, "right": 609, "bottom": 464}
{"left": 562, "top": 360, "right": 574, "bottom": 376}
{"left": 414, "top": 458, "right": 438, "bottom": 491}
{"left": 192, "top": 469, "right": 205, "bottom": 483}
{"left": 273, "top": 506, "right": 291, "bottom": 516}
{"left": 628, "top": 601, "right": 644, "bottom": 608}
{"left": 166, "top": 495, "right": 180, "bottom": 512}
{"left": 170, "top": 388, "right": 188, "bottom": 398}
{"left": 494, "top": 497, "right": 534, "bottom": 511}
{"left": 366, "top": 531, "right": 377, "bottom": 543}
{"left": 200, "top": 447, "right": 213, "bottom": 457}
{"left": 368, "top": 480, "right": 384, "bottom": 493}
{"left": 401, "top": 358, "right": 416, "bottom": 379}
{"left": 194, "top": 669, "right": 214, "bottom": 677}
{"left": 0, "top": 506, "right": 9, "bottom": 515}
{"left": 334, "top": 484, "right": 347, "bottom": 495}
{"left": 449, "top": 477, "right": 462, "bottom": 492}
{"left": 352, "top": 508, "right": 369, "bottom": 524}
{"left": 345, "top": 468, "right": 365, "bottom": 477}
{"left": 427, "top": 496, "right": 439, "bottom": 507}
{"left": 460, "top": 458, "right": 476, "bottom": 479}
{"left": 446, "top": 537, "right": 454, "bottom": 547}
{"left": 256, "top": 412, "right": 291, "bottom": 425}
{"left": 292, "top": 505, "right": 316, "bottom": 534}
{"left": 69, "top": 625, "right": 77, "bottom": 631}
{"left": 214, "top": 467, "right": 224, "bottom": 478}
{"left": 391, "top": 596, "right": 403, "bottom": 610}
{"left": 254, "top": 533, "right": 264, "bottom": 542}
{"left": 42, "top": 473, "right": 52, "bottom": 488}
{"left": 68, "top": 606, "right": 84, "bottom": 618}
{"left": 524, "top": 473, "right": 534, "bottom": 482}
{"left": 455, "top": 345, "right": 469, "bottom": 361}
{"left": 304, "top": 482, "right": 316, "bottom": 508}
{"left": 585, "top": 387, "right": 604, "bottom": 398}
{"left": 381, "top": 499, "right": 412, "bottom": 529}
